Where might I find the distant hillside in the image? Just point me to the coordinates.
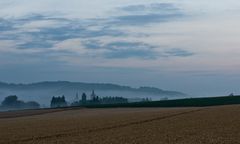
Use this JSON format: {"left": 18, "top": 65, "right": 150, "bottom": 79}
{"left": 0, "top": 81, "right": 187, "bottom": 105}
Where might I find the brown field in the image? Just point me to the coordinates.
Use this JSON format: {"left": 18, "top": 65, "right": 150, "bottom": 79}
{"left": 1, "top": 105, "right": 240, "bottom": 144}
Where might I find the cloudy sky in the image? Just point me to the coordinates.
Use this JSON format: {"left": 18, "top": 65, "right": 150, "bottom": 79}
{"left": 1, "top": 0, "right": 240, "bottom": 96}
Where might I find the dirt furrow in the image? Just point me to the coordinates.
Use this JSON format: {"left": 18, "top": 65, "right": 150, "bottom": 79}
{"left": 11, "top": 108, "right": 204, "bottom": 143}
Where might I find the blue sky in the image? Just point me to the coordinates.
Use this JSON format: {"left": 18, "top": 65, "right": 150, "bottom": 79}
{"left": 1, "top": 0, "right": 240, "bottom": 96}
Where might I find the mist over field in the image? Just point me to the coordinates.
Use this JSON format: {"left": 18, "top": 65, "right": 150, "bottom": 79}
{"left": 0, "top": 81, "right": 186, "bottom": 106}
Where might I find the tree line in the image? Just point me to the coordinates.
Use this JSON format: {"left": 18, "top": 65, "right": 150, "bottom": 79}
{"left": 51, "top": 91, "right": 130, "bottom": 108}
{"left": 0, "top": 95, "right": 40, "bottom": 110}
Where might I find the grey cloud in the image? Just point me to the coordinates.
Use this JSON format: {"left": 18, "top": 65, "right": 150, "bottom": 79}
{"left": 0, "top": 15, "right": 125, "bottom": 49}
{"left": 0, "top": 2, "right": 189, "bottom": 59}
{"left": 111, "top": 13, "right": 184, "bottom": 26}
{"left": 150, "top": 3, "right": 179, "bottom": 10}
{"left": 17, "top": 41, "right": 54, "bottom": 49}
{"left": 83, "top": 40, "right": 194, "bottom": 59}
{"left": 83, "top": 40, "right": 103, "bottom": 50}
{"left": 165, "top": 48, "right": 194, "bottom": 57}
{"left": 18, "top": 13, "right": 70, "bottom": 22}
{"left": 34, "top": 20, "right": 125, "bottom": 40}
{"left": 0, "top": 18, "right": 15, "bottom": 32}
{"left": 120, "top": 3, "right": 180, "bottom": 13}
{"left": 2, "top": 2, "right": 185, "bottom": 47}
{"left": 110, "top": 3, "right": 185, "bottom": 26}
{"left": 120, "top": 5, "right": 146, "bottom": 12}
{"left": 16, "top": 24, "right": 125, "bottom": 49}
{"left": 106, "top": 41, "right": 156, "bottom": 49}
{"left": 104, "top": 48, "right": 156, "bottom": 59}
{"left": 83, "top": 40, "right": 157, "bottom": 59}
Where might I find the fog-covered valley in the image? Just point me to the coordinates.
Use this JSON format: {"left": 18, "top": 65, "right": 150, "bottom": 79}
{"left": 0, "top": 81, "right": 187, "bottom": 107}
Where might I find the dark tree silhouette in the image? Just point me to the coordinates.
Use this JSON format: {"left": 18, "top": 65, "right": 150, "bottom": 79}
{"left": 25, "top": 101, "right": 40, "bottom": 109}
{"left": 51, "top": 95, "right": 67, "bottom": 108}
{"left": 1, "top": 95, "right": 40, "bottom": 110}
{"left": 1, "top": 95, "right": 18, "bottom": 106}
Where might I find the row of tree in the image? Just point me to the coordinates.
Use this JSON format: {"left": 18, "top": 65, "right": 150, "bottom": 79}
{"left": 51, "top": 92, "right": 129, "bottom": 108}
{"left": 0, "top": 95, "right": 40, "bottom": 110}
{"left": 0, "top": 92, "right": 152, "bottom": 110}
{"left": 71, "top": 91, "right": 129, "bottom": 106}
{"left": 50, "top": 96, "right": 67, "bottom": 108}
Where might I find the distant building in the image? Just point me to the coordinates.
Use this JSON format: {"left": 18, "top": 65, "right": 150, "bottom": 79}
{"left": 90, "top": 90, "right": 100, "bottom": 103}
{"left": 75, "top": 92, "right": 79, "bottom": 102}
{"left": 82, "top": 93, "right": 87, "bottom": 104}
{"left": 91, "top": 90, "right": 96, "bottom": 101}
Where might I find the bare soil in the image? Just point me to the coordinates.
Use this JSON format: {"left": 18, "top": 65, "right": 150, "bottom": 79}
{"left": 1, "top": 105, "right": 240, "bottom": 144}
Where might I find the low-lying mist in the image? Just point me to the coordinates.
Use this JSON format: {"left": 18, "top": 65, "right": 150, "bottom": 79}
{"left": 0, "top": 81, "right": 187, "bottom": 108}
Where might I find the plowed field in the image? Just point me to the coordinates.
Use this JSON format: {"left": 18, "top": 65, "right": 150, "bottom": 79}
{"left": 1, "top": 105, "right": 240, "bottom": 144}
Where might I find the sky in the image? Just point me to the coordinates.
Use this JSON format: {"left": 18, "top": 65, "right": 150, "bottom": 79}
{"left": 1, "top": 0, "right": 240, "bottom": 96}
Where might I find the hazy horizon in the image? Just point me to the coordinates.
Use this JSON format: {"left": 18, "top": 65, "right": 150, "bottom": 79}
{"left": 1, "top": 0, "right": 240, "bottom": 97}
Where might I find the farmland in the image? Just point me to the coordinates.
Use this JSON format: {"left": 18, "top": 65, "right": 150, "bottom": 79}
{"left": 1, "top": 105, "right": 240, "bottom": 144}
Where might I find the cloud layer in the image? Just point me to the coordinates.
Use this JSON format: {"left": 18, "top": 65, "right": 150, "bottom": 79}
{"left": 0, "top": 2, "right": 192, "bottom": 63}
